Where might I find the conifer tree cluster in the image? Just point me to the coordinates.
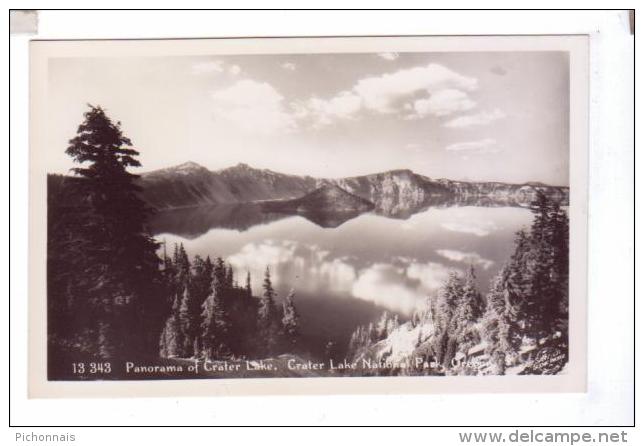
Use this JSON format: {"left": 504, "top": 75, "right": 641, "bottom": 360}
{"left": 48, "top": 106, "right": 301, "bottom": 369}
{"left": 347, "top": 311, "right": 400, "bottom": 358}
{"left": 481, "top": 192, "right": 569, "bottom": 373}
{"left": 429, "top": 267, "right": 485, "bottom": 369}
{"left": 159, "top": 253, "right": 301, "bottom": 360}
{"left": 346, "top": 191, "right": 569, "bottom": 376}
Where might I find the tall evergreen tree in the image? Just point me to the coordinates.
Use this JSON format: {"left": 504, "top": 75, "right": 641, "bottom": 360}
{"left": 548, "top": 201, "right": 570, "bottom": 341}
{"left": 481, "top": 193, "right": 569, "bottom": 374}
{"left": 225, "top": 265, "right": 234, "bottom": 290}
{"left": 482, "top": 268, "right": 522, "bottom": 374}
{"left": 458, "top": 266, "right": 485, "bottom": 323}
{"left": 245, "top": 271, "right": 253, "bottom": 298}
{"left": 64, "top": 105, "right": 160, "bottom": 357}
{"left": 200, "top": 275, "right": 230, "bottom": 360}
{"left": 430, "top": 272, "right": 464, "bottom": 368}
{"left": 281, "top": 289, "right": 300, "bottom": 349}
{"left": 178, "top": 255, "right": 211, "bottom": 357}
{"left": 453, "top": 266, "right": 484, "bottom": 359}
{"left": 258, "top": 267, "right": 279, "bottom": 355}
{"left": 159, "top": 285, "right": 185, "bottom": 358}
{"left": 173, "top": 244, "right": 191, "bottom": 293}
{"left": 213, "top": 257, "right": 227, "bottom": 293}
{"left": 190, "top": 256, "right": 214, "bottom": 355}
{"left": 521, "top": 192, "right": 569, "bottom": 341}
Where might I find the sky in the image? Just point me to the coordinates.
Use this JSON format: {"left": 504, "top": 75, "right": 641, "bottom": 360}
{"left": 47, "top": 51, "right": 569, "bottom": 185}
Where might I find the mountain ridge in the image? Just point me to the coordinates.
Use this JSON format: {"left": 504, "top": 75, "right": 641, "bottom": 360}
{"left": 263, "top": 184, "right": 375, "bottom": 214}
{"left": 137, "top": 161, "right": 569, "bottom": 215}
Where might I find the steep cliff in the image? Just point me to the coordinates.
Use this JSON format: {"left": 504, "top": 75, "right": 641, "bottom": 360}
{"left": 132, "top": 162, "right": 569, "bottom": 212}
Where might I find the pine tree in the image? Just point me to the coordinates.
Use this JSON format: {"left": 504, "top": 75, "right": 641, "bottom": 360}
{"left": 431, "top": 272, "right": 464, "bottom": 368}
{"left": 164, "top": 246, "right": 191, "bottom": 358}
{"left": 440, "top": 272, "right": 464, "bottom": 329}
{"left": 257, "top": 267, "right": 279, "bottom": 355}
{"left": 478, "top": 193, "right": 569, "bottom": 374}
{"left": 367, "top": 322, "right": 378, "bottom": 343}
{"left": 453, "top": 266, "right": 484, "bottom": 359}
{"left": 178, "top": 287, "right": 198, "bottom": 357}
{"left": 548, "top": 202, "right": 569, "bottom": 342}
{"left": 225, "top": 265, "right": 234, "bottom": 290}
{"left": 388, "top": 314, "right": 399, "bottom": 336}
{"left": 375, "top": 311, "right": 391, "bottom": 339}
{"left": 159, "top": 287, "right": 184, "bottom": 358}
{"left": 281, "top": 289, "right": 300, "bottom": 350}
{"left": 213, "top": 257, "right": 227, "bottom": 291}
{"left": 200, "top": 275, "right": 230, "bottom": 361}
{"left": 522, "top": 192, "right": 569, "bottom": 341}
{"left": 245, "top": 271, "right": 253, "bottom": 298}
{"left": 172, "top": 243, "right": 180, "bottom": 266}
{"left": 64, "top": 105, "right": 160, "bottom": 357}
{"left": 459, "top": 266, "right": 484, "bottom": 322}
{"left": 174, "top": 244, "right": 191, "bottom": 288}
{"left": 347, "top": 326, "right": 365, "bottom": 358}
{"left": 176, "top": 255, "right": 211, "bottom": 357}
{"left": 482, "top": 268, "right": 522, "bottom": 373}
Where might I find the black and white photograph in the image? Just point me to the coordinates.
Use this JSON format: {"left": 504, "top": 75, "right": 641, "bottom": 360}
{"left": 28, "top": 36, "right": 589, "bottom": 395}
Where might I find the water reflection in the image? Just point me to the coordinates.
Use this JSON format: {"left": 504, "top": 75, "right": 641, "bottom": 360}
{"left": 224, "top": 240, "right": 453, "bottom": 315}
{"left": 147, "top": 194, "right": 539, "bottom": 239}
{"left": 152, "top": 205, "right": 533, "bottom": 320}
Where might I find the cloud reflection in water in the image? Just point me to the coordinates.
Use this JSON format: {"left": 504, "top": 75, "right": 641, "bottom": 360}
{"left": 228, "top": 239, "right": 454, "bottom": 315}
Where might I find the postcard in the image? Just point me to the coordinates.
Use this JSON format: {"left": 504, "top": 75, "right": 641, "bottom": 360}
{"left": 28, "top": 35, "right": 588, "bottom": 397}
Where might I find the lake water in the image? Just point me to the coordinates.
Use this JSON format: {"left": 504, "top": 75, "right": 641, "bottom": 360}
{"left": 150, "top": 205, "right": 534, "bottom": 358}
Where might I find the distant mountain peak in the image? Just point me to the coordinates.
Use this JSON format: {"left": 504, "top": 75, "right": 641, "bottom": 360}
{"left": 175, "top": 161, "right": 206, "bottom": 171}
{"left": 142, "top": 161, "right": 209, "bottom": 178}
{"left": 263, "top": 184, "right": 375, "bottom": 216}
{"left": 219, "top": 162, "right": 258, "bottom": 173}
{"left": 219, "top": 162, "right": 289, "bottom": 179}
{"left": 138, "top": 160, "right": 569, "bottom": 213}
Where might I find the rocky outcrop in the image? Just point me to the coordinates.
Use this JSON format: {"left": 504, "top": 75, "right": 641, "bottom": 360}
{"left": 263, "top": 184, "right": 375, "bottom": 214}
{"left": 134, "top": 162, "right": 569, "bottom": 212}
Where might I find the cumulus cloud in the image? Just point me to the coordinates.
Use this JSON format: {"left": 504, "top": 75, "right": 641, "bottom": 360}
{"left": 445, "top": 138, "right": 500, "bottom": 154}
{"left": 210, "top": 79, "right": 296, "bottom": 135}
{"left": 436, "top": 249, "right": 494, "bottom": 269}
{"left": 292, "top": 63, "right": 479, "bottom": 128}
{"left": 444, "top": 108, "right": 506, "bottom": 128}
{"left": 353, "top": 63, "right": 478, "bottom": 114}
{"left": 409, "top": 88, "right": 477, "bottom": 118}
{"left": 292, "top": 91, "right": 363, "bottom": 128}
{"left": 377, "top": 52, "right": 399, "bottom": 61}
{"left": 202, "top": 61, "right": 503, "bottom": 132}
{"left": 210, "top": 63, "right": 482, "bottom": 132}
